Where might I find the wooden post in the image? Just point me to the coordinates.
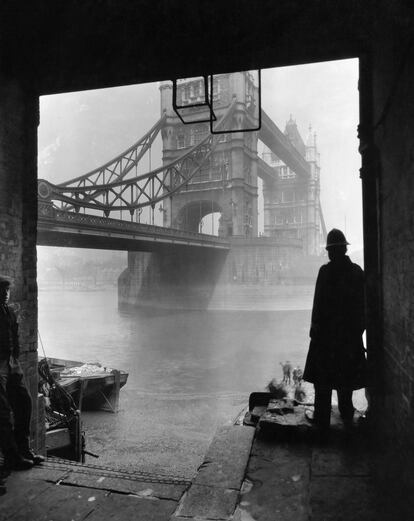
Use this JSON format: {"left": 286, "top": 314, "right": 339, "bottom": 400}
{"left": 99, "top": 370, "right": 121, "bottom": 413}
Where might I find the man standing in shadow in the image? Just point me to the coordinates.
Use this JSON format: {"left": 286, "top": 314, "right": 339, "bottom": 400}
{"left": 0, "top": 276, "right": 44, "bottom": 472}
{"left": 303, "top": 229, "right": 367, "bottom": 435}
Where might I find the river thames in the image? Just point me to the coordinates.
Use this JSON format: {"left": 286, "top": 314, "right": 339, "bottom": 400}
{"left": 38, "top": 287, "right": 314, "bottom": 478}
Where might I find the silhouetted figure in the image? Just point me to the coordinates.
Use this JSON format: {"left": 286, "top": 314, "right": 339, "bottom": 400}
{"left": 303, "top": 229, "right": 367, "bottom": 432}
{"left": 280, "top": 361, "right": 292, "bottom": 384}
{"left": 0, "top": 276, "right": 44, "bottom": 471}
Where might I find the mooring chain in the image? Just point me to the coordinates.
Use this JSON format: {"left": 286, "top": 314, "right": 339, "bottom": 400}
{"left": 44, "top": 458, "right": 192, "bottom": 486}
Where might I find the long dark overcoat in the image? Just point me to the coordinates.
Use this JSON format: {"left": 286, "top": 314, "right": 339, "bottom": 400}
{"left": 0, "top": 305, "right": 19, "bottom": 360}
{"left": 303, "top": 255, "right": 367, "bottom": 390}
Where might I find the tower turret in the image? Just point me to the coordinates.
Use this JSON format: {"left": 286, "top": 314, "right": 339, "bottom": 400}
{"left": 158, "top": 73, "right": 259, "bottom": 237}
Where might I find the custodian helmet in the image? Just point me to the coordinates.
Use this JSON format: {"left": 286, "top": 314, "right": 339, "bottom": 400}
{"left": 0, "top": 276, "right": 12, "bottom": 288}
{"left": 325, "top": 228, "right": 349, "bottom": 249}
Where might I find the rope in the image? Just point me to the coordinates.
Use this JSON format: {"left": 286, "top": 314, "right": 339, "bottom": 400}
{"left": 38, "top": 358, "right": 78, "bottom": 423}
{"left": 38, "top": 329, "right": 48, "bottom": 359}
{"left": 37, "top": 331, "right": 78, "bottom": 424}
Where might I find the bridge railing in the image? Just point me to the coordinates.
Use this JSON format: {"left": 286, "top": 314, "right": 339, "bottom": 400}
{"left": 38, "top": 201, "right": 230, "bottom": 245}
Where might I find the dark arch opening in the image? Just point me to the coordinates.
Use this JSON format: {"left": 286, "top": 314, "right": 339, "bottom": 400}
{"left": 176, "top": 200, "right": 222, "bottom": 234}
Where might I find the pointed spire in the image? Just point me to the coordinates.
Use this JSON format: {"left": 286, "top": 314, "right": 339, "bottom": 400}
{"left": 284, "top": 115, "right": 306, "bottom": 156}
{"left": 306, "top": 124, "right": 314, "bottom": 147}
{"left": 286, "top": 114, "right": 296, "bottom": 127}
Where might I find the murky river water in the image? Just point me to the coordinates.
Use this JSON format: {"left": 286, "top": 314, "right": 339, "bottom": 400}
{"left": 38, "top": 288, "right": 313, "bottom": 477}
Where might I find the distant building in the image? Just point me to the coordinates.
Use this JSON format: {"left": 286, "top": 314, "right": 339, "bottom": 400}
{"left": 262, "top": 117, "right": 325, "bottom": 255}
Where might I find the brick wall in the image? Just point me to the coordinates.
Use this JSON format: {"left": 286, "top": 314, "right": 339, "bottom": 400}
{"left": 0, "top": 75, "right": 40, "bottom": 450}
{"left": 370, "top": 6, "right": 414, "bottom": 509}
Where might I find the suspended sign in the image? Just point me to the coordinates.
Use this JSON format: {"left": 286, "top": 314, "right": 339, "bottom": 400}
{"left": 172, "top": 70, "right": 261, "bottom": 133}
{"left": 172, "top": 75, "right": 216, "bottom": 125}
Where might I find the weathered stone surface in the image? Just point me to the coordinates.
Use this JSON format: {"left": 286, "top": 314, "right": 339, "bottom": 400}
{"left": 0, "top": 479, "right": 51, "bottom": 520}
{"left": 176, "top": 484, "right": 239, "bottom": 519}
{"left": 60, "top": 472, "right": 187, "bottom": 500}
{"left": 241, "top": 454, "right": 310, "bottom": 521}
{"left": 0, "top": 78, "right": 39, "bottom": 451}
{"left": 88, "top": 491, "right": 178, "bottom": 521}
{"left": 310, "top": 477, "right": 375, "bottom": 521}
{"left": 4, "top": 475, "right": 179, "bottom": 521}
{"left": 5, "top": 483, "right": 106, "bottom": 521}
{"left": 250, "top": 439, "right": 311, "bottom": 464}
{"left": 194, "top": 425, "right": 254, "bottom": 489}
{"left": 311, "top": 448, "right": 371, "bottom": 477}
{"left": 12, "top": 465, "right": 69, "bottom": 483}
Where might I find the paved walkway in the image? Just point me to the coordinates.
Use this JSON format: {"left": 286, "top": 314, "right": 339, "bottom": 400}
{"left": 0, "top": 459, "right": 190, "bottom": 520}
{"left": 173, "top": 415, "right": 381, "bottom": 521}
{"left": 236, "top": 425, "right": 376, "bottom": 521}
{"left": 0, "top": 412, "right": 397, "bottom": 521}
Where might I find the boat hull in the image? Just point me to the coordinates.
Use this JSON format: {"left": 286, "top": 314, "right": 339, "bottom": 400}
{"left": 41, "top": 357, "right": 129, "bottom": 412}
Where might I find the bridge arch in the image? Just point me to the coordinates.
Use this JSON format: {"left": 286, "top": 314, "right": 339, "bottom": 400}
{"left": 175, "top": 199, "right": 222, "bottom": 234}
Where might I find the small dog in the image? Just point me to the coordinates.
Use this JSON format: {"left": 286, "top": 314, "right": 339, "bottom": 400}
{"left": 280, "top": 361, "right": 292, "bottom": 385}
{"left": 266, "top": 379, "right": 289, "bottom": 398}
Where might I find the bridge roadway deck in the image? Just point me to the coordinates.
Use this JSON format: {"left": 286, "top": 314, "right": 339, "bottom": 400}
{"left": 37, "top": 206, "right": 230, "bottom": 252}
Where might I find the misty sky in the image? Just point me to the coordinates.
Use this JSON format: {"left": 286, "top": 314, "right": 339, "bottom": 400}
{"left": 38, "top": 58, "right": 362, "bottom": 251}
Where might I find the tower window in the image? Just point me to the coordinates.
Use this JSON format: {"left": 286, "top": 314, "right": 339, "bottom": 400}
{"left": 279, "top": 166, "right": 296, "bottom": 179}
{"left": 177, "top": 133, "right": 185, "bottom": 149}
{"left": 189, "top": 129, "right": 195, "bottom": 146}
{"left": 195, "top": 125, "right": 208, "bottom": 144}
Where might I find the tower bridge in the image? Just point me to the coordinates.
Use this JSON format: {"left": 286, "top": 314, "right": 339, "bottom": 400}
{"left": 38, "top": 71, "right": 326, "bottom": 308}
{"left": 158, "top": 73, "right": 325, "bottom": 255}
{"left": 37, "top": 202, "right": 230, "bottom": 252}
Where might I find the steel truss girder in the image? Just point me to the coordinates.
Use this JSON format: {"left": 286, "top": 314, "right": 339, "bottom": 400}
{"left": 38, "top": 104, "right": 235, "bottom": 217}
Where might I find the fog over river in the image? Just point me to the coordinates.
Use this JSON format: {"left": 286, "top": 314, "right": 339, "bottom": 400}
{"left": 38, "top": 288, "right": 313, "bottom": 477}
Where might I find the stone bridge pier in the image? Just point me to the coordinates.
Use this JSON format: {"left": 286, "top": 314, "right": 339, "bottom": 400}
{"left": 118, "top": 235, "right": 308, "bottom": 310}
{"left": 119, "top": 247, "right": 228, "bottom": 310}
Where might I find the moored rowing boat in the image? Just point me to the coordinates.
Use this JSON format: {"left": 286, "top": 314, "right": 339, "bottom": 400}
{"left": 43, "top": 357, "right": 129, "bottom": 412}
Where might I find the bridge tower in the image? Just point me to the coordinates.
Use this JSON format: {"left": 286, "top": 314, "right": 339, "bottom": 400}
{"left": 262, "top": 118, "right": 324, "bottom": 255}
{"left": 159, "top": 73, "right": 259, "bottom": 238}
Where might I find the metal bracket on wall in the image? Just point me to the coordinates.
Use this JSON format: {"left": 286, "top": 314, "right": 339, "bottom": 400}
{"left": 172, "top": 70, "right": 261, "bottom": 133}
{"left": 172, "top": 75, "right": 216, "bottom": 124}
{"left": 210, "top": 70, "right": 261, "bottom": 135}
